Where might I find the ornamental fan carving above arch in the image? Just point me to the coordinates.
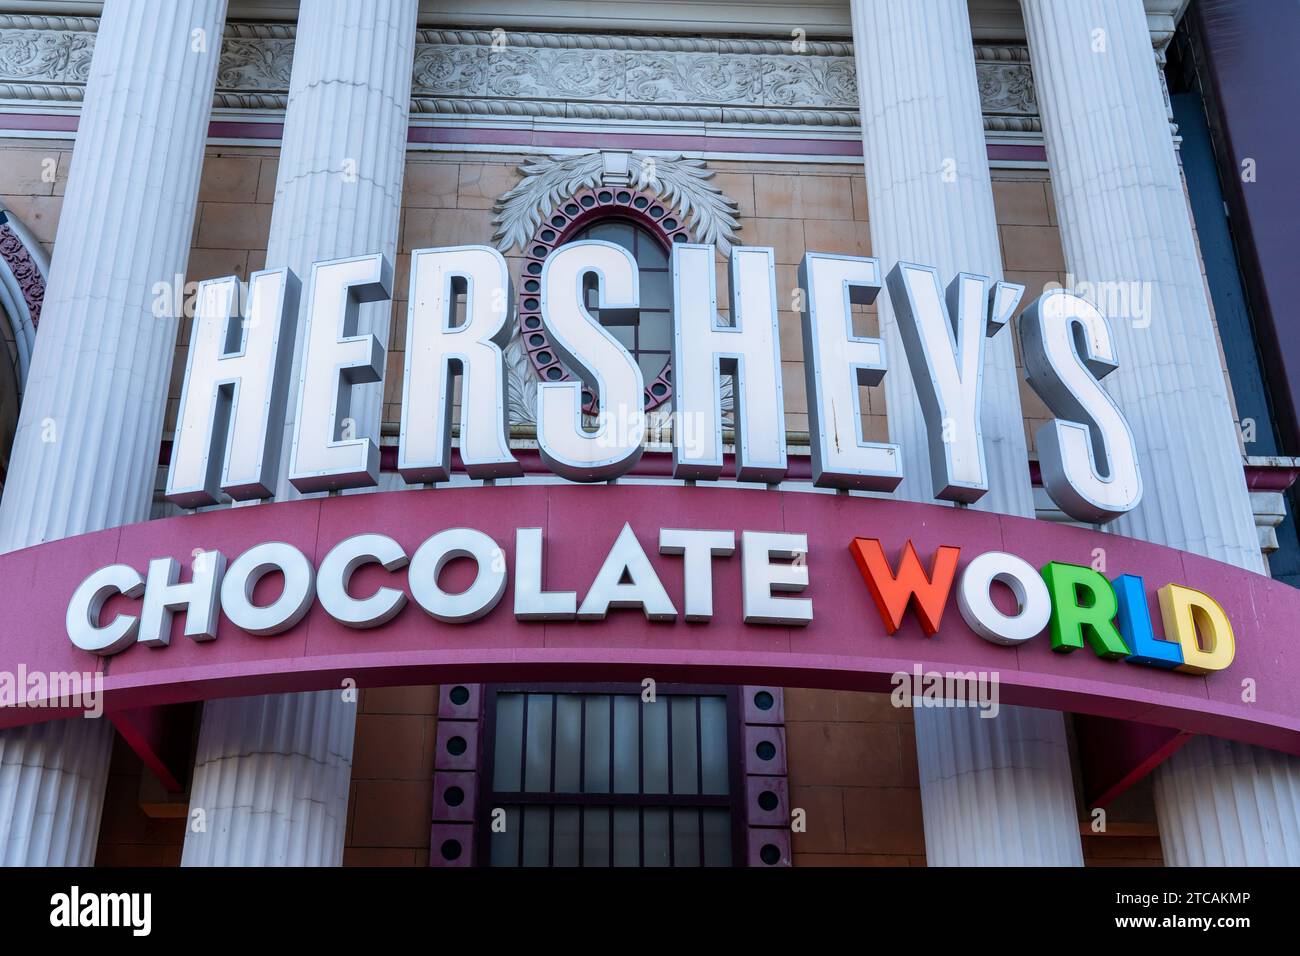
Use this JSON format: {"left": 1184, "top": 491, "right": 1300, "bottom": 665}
{"left": 492, "top": 151, "right": 741, "bottom": 426}
{"left": 491, "top": 151, "right": 740, "bottom": 257}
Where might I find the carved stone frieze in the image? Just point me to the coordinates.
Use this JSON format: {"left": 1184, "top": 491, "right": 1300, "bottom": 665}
{"left": 0, "top": 17, "right": 1048, "bottom": 133}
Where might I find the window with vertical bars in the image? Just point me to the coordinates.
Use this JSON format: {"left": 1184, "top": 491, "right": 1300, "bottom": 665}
{"left": 479, "top": 684, "right": 742, "bottom": 867}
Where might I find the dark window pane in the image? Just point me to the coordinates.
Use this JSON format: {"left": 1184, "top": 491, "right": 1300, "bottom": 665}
{"left": 492, "top": 694, "right": 524, "bottom": 792}
{"left": 613, "top": 696, "right": 639, "bottom": 793}
{"left": 582, "top": 807, "right": 611, "bottom": 867}
{"left": 638, "top": 352, "right": 668, "bottom": 382}
{"left": 642, "top": 699, "right": 669, "bottom": 795}
{"left": 671, "top": 696, "right": 700, "bottom": 795}
{"left": 637, "top": 238, "right": 668, "bottom": 271}
{"left": 553, "top": 807, "right": 580, "bottom": 866}
{"left": 643, "top": 808, "right": 671, "bottom": 867}
{"left": 524, "top": 693, "right": 554, "bottom": 792}
{"left": 583, "top": 695, "right": 611, "bottom": 793}
{"left": 489, "top": 806, "right": 521, "bottom": 867}
{"left": 522, "top": 805, "right": 550, "bottom": 867}
{"left": 586, "top": 221, "right": 634, "bottom": 250}
{"left": 638, "top": 312, "right": 673, "bottom": 350}
{"left": 673, "top": 808, "right": 702, "bottom": 867}
{"left": 700, "top": 695, "right": 729, "bottom": 794}
{"left": 641, "top": 272, "right": 672, "bottom": 311}
{"left": 613, "top": 808, "right": 639, "bottom": 866}
{"left": 702, "top": 809, "right": 731, "bottom": 866}
{"left": 554, "top": 694, "right": 583, "bottom": 792}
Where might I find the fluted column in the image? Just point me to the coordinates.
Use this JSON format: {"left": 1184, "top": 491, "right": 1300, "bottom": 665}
{"left": 182, "top": 0, "right": 417, "bottom": 867}
{"left": 851, "top": 0, "right": 1083, "bottom": 865}
{"left": 265, "top": 0, "right": 417, "bottom": 502}
{"left": 0, "top": 719, "right": 114, "bottom": 866}
{"left": 913, "top": 704, "right": 1082, "bottom": 864}
{"left": 1021, "top": 0, "right": 1300, "bottom": 865}
{"left": 1153, "top": 737, "right": 1300, "bottom": 865}
{"left": 0, "top": 0, "right": 227, "bottom": 866}
{"left": 181, "top": 691, "right": 356, "bottom": 866}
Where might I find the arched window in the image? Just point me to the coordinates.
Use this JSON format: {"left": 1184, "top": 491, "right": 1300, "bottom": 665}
{"left": 515, "top": 184, "right": 689, "bottom": 412}
{"left": 570, "top": 219, "right": 673, "bottom": 385}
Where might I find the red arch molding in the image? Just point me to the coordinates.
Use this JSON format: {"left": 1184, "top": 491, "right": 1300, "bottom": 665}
{"left": 2, "top": 484, "right": 1298, "bottom": 758}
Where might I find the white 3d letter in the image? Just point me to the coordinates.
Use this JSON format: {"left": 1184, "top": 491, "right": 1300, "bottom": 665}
{"left": 578, "top": 523, "right": 676, "bottom": 621}
{"left": 659, "top": 528, "right": 735, "bottom": 622}
{"left": 66, "top": 565, "right": 145, "bottom": 656}
{"left": 289, "top": 253, "right": 392, "bottom": 493}
{"left": 398, "top": 245, "right": 521, "bottom": 483}
{"left": 166, "top": 269, "right": 298, "bottom": 506}
{"left": 886, "top": 263, "right": 1024, "bottom": 503}
{"left": 537, "top": 240, "right": 645, "bottom": 481}
{"left": 798, "top": 253, "right": 901, "bottom": 490}
{"left": 672, "top": 244, "right": 787, "bottom": 482}
{"left": 1018, "top": 290, "right": 1143, "bottom": 523}
{"left": 317, "top": 534, "right": 409, "bottom": 629}
{"left": 514, "top": 527, "right": 577, "bottom": 620}
{"left": 138, "top": 551, "right": 227, "bottom": 647}
{"left": 740, "top": 531, "right": 812, "bottom": 626}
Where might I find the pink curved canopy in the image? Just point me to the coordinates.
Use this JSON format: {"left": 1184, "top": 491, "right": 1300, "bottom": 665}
{"left": 2, "top": 484, "right": 1298, "bottom": 755}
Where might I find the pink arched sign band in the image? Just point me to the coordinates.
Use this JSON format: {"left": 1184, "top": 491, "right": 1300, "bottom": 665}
{"left": 3, "top": 485, "right": 1298, "bottom": 758}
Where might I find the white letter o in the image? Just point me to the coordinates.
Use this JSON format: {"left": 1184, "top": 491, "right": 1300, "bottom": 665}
{"left": 409, "top": 528, "right": 506, "bottom": 623}
{"left": 220, "top": 542, "right": 315, "bottom": 636}
{"left": 957, "top": 551, "right": 1051, "bottom": 646}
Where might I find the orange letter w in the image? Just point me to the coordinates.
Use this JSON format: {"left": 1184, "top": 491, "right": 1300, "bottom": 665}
{"left": 849, "top": 538, "right": 960, "bottom": 636}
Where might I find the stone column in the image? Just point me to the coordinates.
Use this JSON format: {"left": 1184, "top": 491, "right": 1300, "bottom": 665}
{"left": 0, "top": 0, "right": 227, "bottom": 866}
{"left": 850, "top": 0, "right": 1083, "bottom": 865}
{"left": 1021, "top": 0, "right": 1300, "bottom": 865}
{"left": 181, "top": 691, "right": 357, "bottom": 866}
{"left": 181, "top": 0, "right": 418, "bottom": 867}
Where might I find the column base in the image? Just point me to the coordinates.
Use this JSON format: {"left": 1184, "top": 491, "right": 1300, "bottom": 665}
{"left": 914, "top": 704, "right": 1083, "bottom": 866}
{"left": 182, "top": 690, "right": 357, "bottom": 867}
{"left": 0, "top": 717, "right": 113, "bottom": 866}
{"left": 1154, "top": 736, "right": 1300, "bottom": 865}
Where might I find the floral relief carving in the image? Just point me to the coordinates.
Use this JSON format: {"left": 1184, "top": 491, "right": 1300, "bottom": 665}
{"left": 486, "top": 47, "right": 626, "bottom": 100}
{"left": 0, "top": 28, "right": 92, "bottom": 84}
{"left": 412, "top": 44, "right": 488, "bottom": 96}
{"left": 216, "top": 37, "right": 293, "bottom": 91}
{"left": 491, "top": 151, "right": 740, "bottom": 256}
{"left": 761, "top": 56, "right": 857, "bottom": 108}
{"left": 625, "top": 53, "right": 763, "bottom": 104}
{"left": 976, "top": 61, "right": 1036, "bottom": 115}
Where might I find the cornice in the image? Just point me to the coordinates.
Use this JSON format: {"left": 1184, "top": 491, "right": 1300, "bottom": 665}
{"left": 0, "top": 2, "right": 1192, "bottom": 43}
